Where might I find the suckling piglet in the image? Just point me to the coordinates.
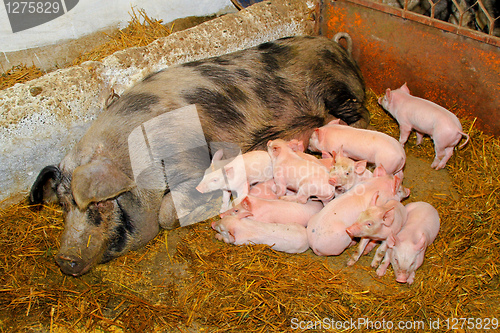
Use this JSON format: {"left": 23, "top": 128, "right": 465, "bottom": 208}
{"left": 378, "top": 83, "right": 469, "bottom": 170}
{"left": 211, "top": 216, "right": 309, "bottom": 254}
{"left": 267, "top": 139, "right": 335, "bottom": 203}
{"left": 308, "top": 120, "right": 406, "bottom": 174}
{"left": 378, "top": 201, "right": 440, "bottom": 284}
{"left": 219, "top": 195, "right": 323, "bottom": 227}
{"left": 196, "top": 150, "right": 272, "bottom": 211}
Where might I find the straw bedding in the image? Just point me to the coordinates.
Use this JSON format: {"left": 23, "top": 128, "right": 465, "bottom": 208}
{"left": 1, "top": 10, "right": 499, "bottom": 333}
{"left": 1, "top": 90, "right": 499, "bottom": 332}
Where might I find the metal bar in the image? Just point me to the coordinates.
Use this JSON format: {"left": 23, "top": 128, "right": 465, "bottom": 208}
{"left": 320, "top": 0, "right": 500, "bottom": 135}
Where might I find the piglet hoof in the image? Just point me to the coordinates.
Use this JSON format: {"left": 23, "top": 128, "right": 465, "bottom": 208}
{"left": 347, "top": 258, "right": 356, "bottom": 267}
{"left": 375, "top": 267, "right": 386, "bottom": 277}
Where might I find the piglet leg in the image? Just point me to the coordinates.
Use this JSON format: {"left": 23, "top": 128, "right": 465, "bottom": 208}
{"left": 347, "top": 238, "right": 370, "bottom": 266}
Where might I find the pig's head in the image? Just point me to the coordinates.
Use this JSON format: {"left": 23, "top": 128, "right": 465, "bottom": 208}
{"left": 212, "top": 217, "right": 236, "bottom": 244}
{"left": 387, "top": 232, "right": 426, "bottom": 284}
{"left": 30, "top": 157, "right": 158, "bottom": 276}
{"left": 347, "top": 192, "right": 395, "bottom": 238}
{"left": 329, "top": 147, "right": 367, "bottom": 191}
{"left": 196, "top": 168, "right": 227, "bottom": 193}
{"left": 219, "top": 197, "right": 253, "bottom": 219}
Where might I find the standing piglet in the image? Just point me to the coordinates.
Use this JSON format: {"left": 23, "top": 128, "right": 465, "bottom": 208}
{"left": 380, "top": 201, "right": 440, "bottom": 284}
{"left": 196, "top": 150, "right": 272, "bottom": 211}
{"left": 378, "top": 83, "right": 469, "bottom": 170}
{"left": 307, "top": 167, "right": 409, "bottom": 256}
{"left": 267, "top": 139, "right": 335, "bottom": 203}
{"left": 308, "top": 120, "right": 406, "bottom": 174}
{"left": 211, "top": 216, "right": 309, "bottom": 254}
{"left": 345, "top": 196, "right": 407, "bottom": 267}
{"left": 219, "top": 195, "right": 323, "bottom": 227}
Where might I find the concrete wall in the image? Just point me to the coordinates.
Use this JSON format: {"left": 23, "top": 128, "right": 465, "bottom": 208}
{"left": 0, "top": 0, "right": 317, "bottom": 206}
{"left": 0, "top": 0, "right": 236, "bottom": 71}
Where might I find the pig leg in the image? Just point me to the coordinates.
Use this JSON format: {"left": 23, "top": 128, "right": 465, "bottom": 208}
{"left": 407, "top": 271, "right": 416, "bottom": 285}
{"left": 362, "top": 240, "right": 379, "bottom": 255}
{"left": 398, "top": 125, "right": 412, "bottom": 146}
{"left": 159, "top": 193, "right": 180, "bottom": 229}
{"left": 347, "top": 238, "right": 371, "bottom": 266}
{"left": 415, "top": 132, "right": 424, "bottom": 145}
{"left": 279, "top": 191, "right": 309, "bottom": 204}
{"left": 431, "top": 144, "right": 447, "bottom": 169}
{"left": 220, "top": 190, "right": 232, "bottom": 213}
{"left": 375, "top": 249, "right": 391, "bottom": 277}
{"left": 371, "top": 241, "right": 388, "bottom": 268}
{"left": 435, "top": 147, "right": 454, "bottom": 170}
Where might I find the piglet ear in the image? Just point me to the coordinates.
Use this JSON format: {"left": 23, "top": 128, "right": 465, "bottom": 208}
{"left": 225, "top": 166, "right": 235, "bottom": 180}
{"left": 401, "top": 82, "right": 410, "bottom": 94}
{"left": 315, "top": 128, "right": 324, "bottom": 144}
{"left": 414, "top": 233, "right": 426, "bottom": 252}
{"left": 71, "top": 157, "right": 135, "bottom": 210}
{"left": 385, "top": 88, "right": 392, "bottom": 101}
{"left": 212, "top": 149, "right": 224, "bottom": 162}
{"left": 370, "top": 191, "right": 379, "bottom": 206}
{"left": 373, "top": 166, "right": 387, "bottom": 177}
{"left": 393, "top": 173, "right": 403, "bottom": 195}
{"left": 321, "top": 151, "right": 332, "bottom": 159}
{"left": 241, "top": 196, "right": 251, "bottom": 211}
{"left": 327, "top": 118, "right": 341, "bottom": 125}
{"left": 330, "top": 150, "right": 337, "bottom": 163}
{"left": 382, "top": 207, "right": 395, "bottom": 227}
{"left": 338, "top": 145, "right": 345, "bottom": 158}
{"left": 297, "top": 140, "right": 305, "bottom": 152}
{"left": 354, "top": 160, "right": 367, "bottom": 175}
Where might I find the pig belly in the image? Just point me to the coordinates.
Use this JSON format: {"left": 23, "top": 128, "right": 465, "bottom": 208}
{"left": 308, "top": 219, "right": 353, "bottom": 256}
{"left": 234, "top": 219, "right": 309, "bottom": 254}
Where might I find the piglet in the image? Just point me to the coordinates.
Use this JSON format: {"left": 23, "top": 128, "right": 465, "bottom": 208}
{"left": 346, "top": 196, "right": 407, "bottom": 267}
{"left": 211, "top": 216, "right": 309, "bottom": 253}
{"left": 328, "top": 147, "right": 372, "bottom": 195}
{"left": 307, "top": 167, "right": 410, "bottom": 256}
{"left": 379, "top": 201, "right": 440, "bottom": 284}
{"left": 267, "top": 139, "right": 335, "bottom": 203}
{"left": 220, "top": 195, "right": 323, "bottom": 227}
{"left": 248, "top": 180, "right": 279, "bottom": 200}
{"left": 308, "top": 120, "right": 406, "bottom": 174}
{"left": 378, "top": 83, "right": 469, "bottom": 170}
{"left": 196, "top": 150, "right": 273, "bottom": 211}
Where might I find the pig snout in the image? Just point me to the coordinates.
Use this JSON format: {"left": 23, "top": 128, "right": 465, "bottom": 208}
{"left": 55, "top": 254, "right": 91, "bottom": 276}
{"left": 345, "top": 225, "right": 361, "bottom": 238}
{"left": 395, "top": 271, "right": 409, "bottom": 284}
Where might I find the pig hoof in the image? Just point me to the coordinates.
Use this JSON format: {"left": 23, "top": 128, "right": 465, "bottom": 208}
{"left": 347, "top": 259, "right": 356, "bottom": 266}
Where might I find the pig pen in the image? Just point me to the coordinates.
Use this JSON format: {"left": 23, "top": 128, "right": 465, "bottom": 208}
{"left": 1, "top": 0, "right": 500, "bottom": 331}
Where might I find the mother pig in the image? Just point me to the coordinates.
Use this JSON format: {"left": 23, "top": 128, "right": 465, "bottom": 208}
{"left": 30, "top": 35, "right": 369, "bottom": 276}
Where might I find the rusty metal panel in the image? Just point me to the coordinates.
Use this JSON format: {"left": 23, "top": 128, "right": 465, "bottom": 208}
{"left": 319, "top": 0, "right": 500, "bottom": 135}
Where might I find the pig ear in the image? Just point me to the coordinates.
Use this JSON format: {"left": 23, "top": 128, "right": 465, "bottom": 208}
{"left": 30, "top": 165, "right": 62, "bottom": 205}
{"left": 393, "top": 173, "right": 403, "bottom": 195}
{"left": 373, "top": 166, "right": 387, "bottom": 177}
{"left": 385, "top": 88, "right": 392, "bottom": 101}
{"left": 414, "top": 233, "right": 426, "bottom": 252}
{"left": 354, "top": 160, "right": 367, "bottom": 174}
{"left": 370, "top": 191, "right": 379, "bottom": 206}
{"left": 225, "top": 166, "right": 234, "bottom": 180}
{"left": 382, "top": 207, "right": 395, "bottom": 227}
{"left": 387, "top": 234, "right": 397, "bottom": 248}
{"left": 212, "top": 149, "right": 224, "bottom": 162}
{"left": 315, "top": 128, "right": 324, "bottom": 144}
{"left": 241, "top": 196, "right": 251, "bottom": 210}
{"left": 297, "top": 140, "right": 305, "bottom": 152}
{"left": 338, "top": 145, "right": 345, "bottom": 158}
{"left": 321, "top": 150, "right": 332, "bottom": 159}
{"left": 71, "top": 157, "right": 135, "bottom": 210}
{"left": 402, "top": 82, "right": 410, "bottom": 94}
{"left": 330, "top": 150, "right": 337, "bottom": 163}
{"left": 327, "top": 118, "right": 342, "bottom": 125}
